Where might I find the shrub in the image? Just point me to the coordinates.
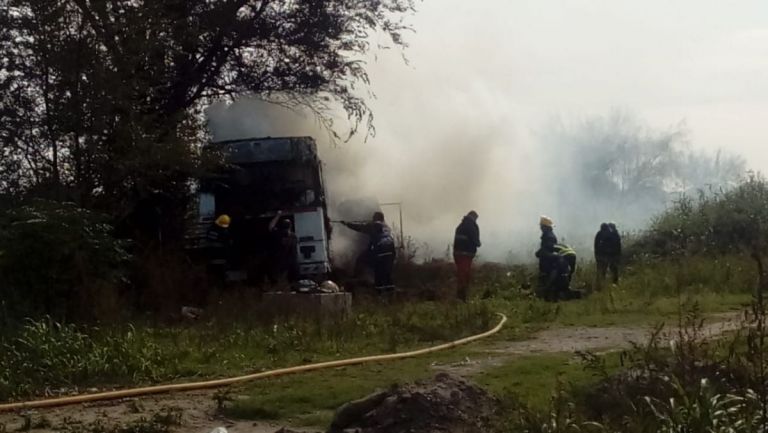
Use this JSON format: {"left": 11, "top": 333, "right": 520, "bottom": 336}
{"left": 505, "top": 304, "right": 768, "bottom": 433}
{"left": 630, "top": 174, "right": 768, "bottom": 259}
{"left": 0, "top": 200, "right": 131, "bottom": 322}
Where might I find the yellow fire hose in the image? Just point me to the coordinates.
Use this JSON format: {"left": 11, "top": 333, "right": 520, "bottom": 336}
{"left": 0, "top": 313, "right": 507, "bottom": 413}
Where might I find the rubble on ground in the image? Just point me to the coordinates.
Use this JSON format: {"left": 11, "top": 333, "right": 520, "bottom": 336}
{"left": 326, "top": 372, "right": 500, "bottom": 433}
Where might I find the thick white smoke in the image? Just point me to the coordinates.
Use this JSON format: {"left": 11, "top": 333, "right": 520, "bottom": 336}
{"left": 205, "top": 97, "right": 744, "bottom": 264}
{"left": 205, "top": 94, "right": 556, "bottom": 264}
{"left": 204, "top": 1, "right": 752, "bottom": 264}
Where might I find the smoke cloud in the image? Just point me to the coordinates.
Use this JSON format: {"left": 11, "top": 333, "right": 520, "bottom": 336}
{"left": 206, "top": 96, "right": 744, "bottom": 264}
{"left": 205, "top": 96, "right": 541, "bottom": 263}
{"left": 205, "top": 1, "right": 758, "bottom": 264}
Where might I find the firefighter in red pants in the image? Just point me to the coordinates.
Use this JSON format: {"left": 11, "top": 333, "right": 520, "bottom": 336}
{"left": 453, "top": 211, "right": 481, "bottom": 301}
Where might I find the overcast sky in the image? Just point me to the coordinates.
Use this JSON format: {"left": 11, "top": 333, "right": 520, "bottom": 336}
{"left": 367, "top": 0, "right": 768, "bottom": 168}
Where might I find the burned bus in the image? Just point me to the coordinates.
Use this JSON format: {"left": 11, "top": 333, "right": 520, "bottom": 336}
{"left": 188, "top": 136, "right": 332, "bottom": 282}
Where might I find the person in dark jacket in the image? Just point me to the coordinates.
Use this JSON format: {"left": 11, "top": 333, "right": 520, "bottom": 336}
{"left": 453, "top": 210, "right": 481, "bottom": 301}
{"left": 594, "top": 222, "right": 611, "bottom": 285}
{"left": 343, "top": 212, "right": 396, "bottom": 294}
{"left": 594, "top": 222, "right": 621, "bottom": 287}
{"left": 206, "top": 214, "right": 232, "bottom": 284}
{"left": 535, "top": 216, "right": 559, "bottom": 300}
{"left": 267, "top": 211, "right": 298, "bottom": 285}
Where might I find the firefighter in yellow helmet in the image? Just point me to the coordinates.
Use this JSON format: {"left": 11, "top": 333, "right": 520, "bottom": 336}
{"left": 206, "top": 214, "right": 232, "bottom": 283}
{"left": 535, "top": 216, "right": 559, "bottom": 300}
{"left": 536, "top": 216, "right": 557, "bottom": 257}
{"left": 215, "top": 214, "right": 230, "bottom": 228}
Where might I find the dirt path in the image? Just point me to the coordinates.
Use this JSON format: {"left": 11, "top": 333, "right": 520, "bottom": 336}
{"left": 434, "top": 311, "right": 746, "bottom": 375}
{"left": 0, "top": 311, "right": 747, "bottom": 433}
{"left": 0, "top": 390, "right": 313, "bottom": 433}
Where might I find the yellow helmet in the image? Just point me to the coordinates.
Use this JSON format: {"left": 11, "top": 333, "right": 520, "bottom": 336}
{"left": 215, "top": 214, "right": 231, "bottom": 228}
{"left": 539, "top": 215, "right": 554, "bottom": 227}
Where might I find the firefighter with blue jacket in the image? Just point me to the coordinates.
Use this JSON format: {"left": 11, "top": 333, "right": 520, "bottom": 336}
{"left": 535, "top": 216, "right": 558, "bottom": 300}
{"left": 342, "top": 211, "right": 396, "bottom": 294}
{"left": 535, "top": 216, "right": 580, "bottom": 300}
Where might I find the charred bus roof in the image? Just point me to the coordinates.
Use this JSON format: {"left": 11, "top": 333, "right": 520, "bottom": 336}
{"left": 209, "top": 136, "right": 319, "bottom": 165}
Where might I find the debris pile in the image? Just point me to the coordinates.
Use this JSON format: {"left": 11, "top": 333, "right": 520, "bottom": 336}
{"left": 327, "top": 373, "right": 500, "bottom": 433}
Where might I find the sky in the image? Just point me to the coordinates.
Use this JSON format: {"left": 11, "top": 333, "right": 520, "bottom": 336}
{"left": 208, "top": 1, "right": 768, "bottom": 262}
{"left": 370, "top": 0, "right": 768, "bottom": 164}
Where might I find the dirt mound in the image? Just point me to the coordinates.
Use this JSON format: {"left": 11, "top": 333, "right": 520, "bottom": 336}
{"left": 327, "top": 372, "right": 500, "bottom": 433}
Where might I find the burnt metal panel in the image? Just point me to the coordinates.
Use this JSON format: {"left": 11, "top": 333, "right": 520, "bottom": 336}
{"left": 212, "top": 137, "right": 318, "bottom": 164}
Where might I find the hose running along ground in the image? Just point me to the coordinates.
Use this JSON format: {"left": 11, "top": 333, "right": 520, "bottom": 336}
{"left": 0, "top": 313, "right": 508, "bottom": 412}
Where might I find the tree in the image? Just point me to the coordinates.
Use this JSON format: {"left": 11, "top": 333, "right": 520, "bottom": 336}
{"left": 540, "top": 111, "right": 745, "bottom": 231}
{"left": 0, "top": 0, "right": 415, "bottom": 214}
{"left": 673, "top": 149, "right": 746, "bottom": 195}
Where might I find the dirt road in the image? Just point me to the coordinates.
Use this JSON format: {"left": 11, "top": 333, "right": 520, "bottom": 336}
{"left": 437, "top": 311, "right": 746, "bottom": 375}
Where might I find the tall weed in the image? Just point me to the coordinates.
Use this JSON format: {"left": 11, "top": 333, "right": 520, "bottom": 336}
{"left": 0, "top": 300, "right": 499, "bottom": 401}
{"left": 0, "top": 318, "right": 172, "bottom": 400}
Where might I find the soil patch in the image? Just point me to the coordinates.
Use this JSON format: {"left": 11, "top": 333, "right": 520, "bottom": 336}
{"left": 328, "top": 373, "right": 499, "bottom": 433}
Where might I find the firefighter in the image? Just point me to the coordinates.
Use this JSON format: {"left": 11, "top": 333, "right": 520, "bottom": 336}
{"left": 453, "top": 210, "right": 481, "bottom": 301}
{"left": 554, "top": 244, "right": 581, "bottom": 300}
{"left": 268, "top": 210, "right": 298, "bottom": 284}
{"left": 555, "top": 243, "right": 577, "bottom": 284}
{"left": 535, "top": 216, "right": 558, "bottom": 267}
{"left": 594, "top": 222, "right": 621, "bottom": 287}
{"left": 535, "top": 216, "right": 559, "bottom": 300}
{"left": 342, "top": 211, "right": 396, "bottom": 295}
{"left": 206, "top": 214, "right": 232, "bottom": 282}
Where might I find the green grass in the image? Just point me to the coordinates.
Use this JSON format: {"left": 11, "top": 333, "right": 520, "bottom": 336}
{"left": 476, "top": 352, "right": 623, "bottom": 409}
{"left": 223, "top": 347, "right": 477, "bottom": 427}
{"left": 222, "top": 350, "right": 624, "bottom": 427}
{"left": 0, "top": 253, "right": 760, "bottom": 425}
{"left": 551, "top": 291, "right": 750, "bottom": 327}
{"left": 508, "top": 253, "right": 755, "bottom": 328}
{"left": 0, "top": 301, "right": 502, "bottom": 401}
{"left": 208, "top": 252, "right": 759, "bottom": 427}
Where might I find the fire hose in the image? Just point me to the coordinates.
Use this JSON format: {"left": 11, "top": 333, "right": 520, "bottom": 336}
{"left": 0, "top": 313, "right": 507, "bottom": 412}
